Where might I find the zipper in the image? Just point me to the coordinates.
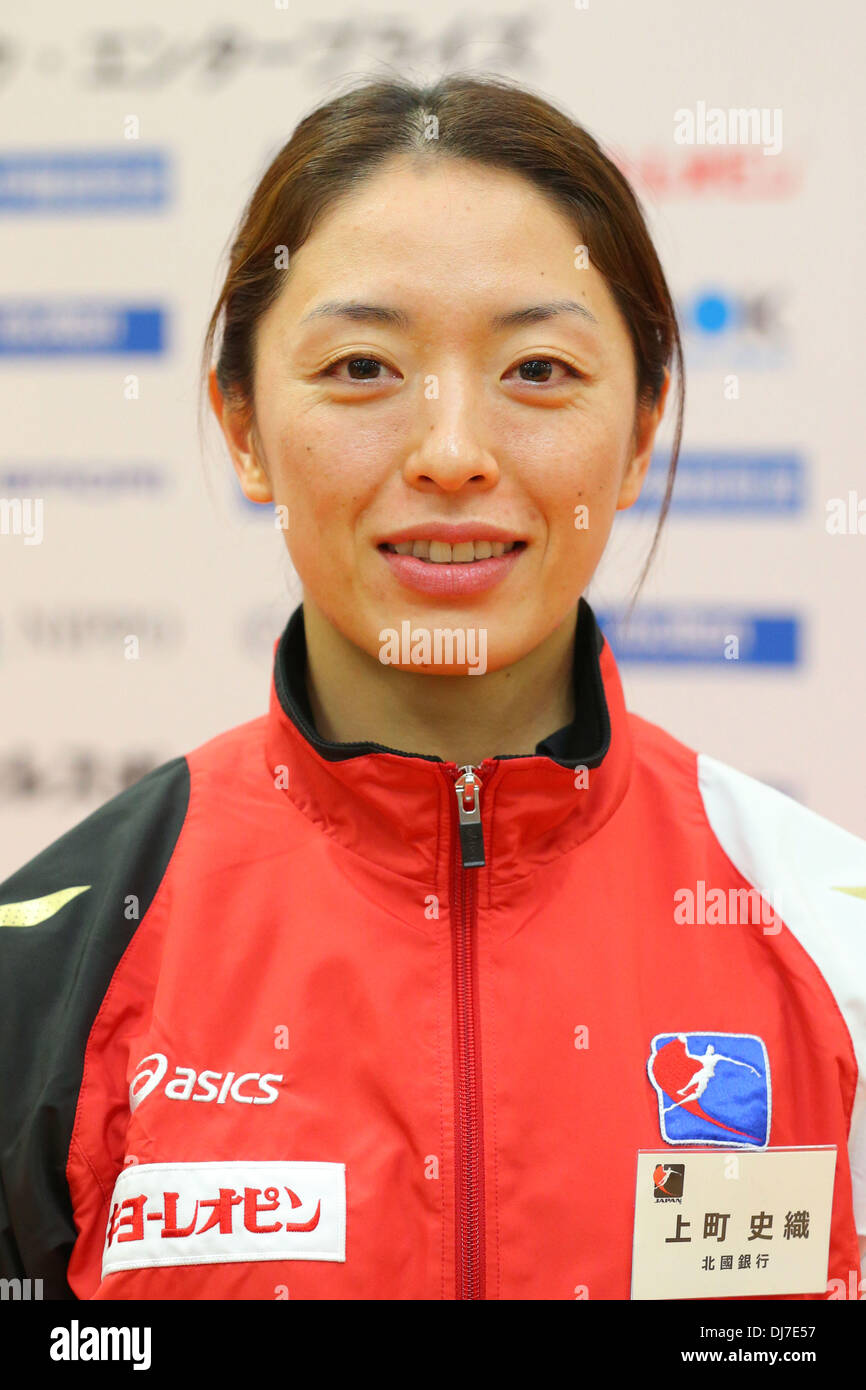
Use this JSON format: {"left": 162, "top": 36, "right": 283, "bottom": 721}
{"left": 451, "top": 764, "right": 486, "bottom": 1300}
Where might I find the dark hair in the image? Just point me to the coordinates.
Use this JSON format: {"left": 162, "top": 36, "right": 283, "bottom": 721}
{"left": 200, "top": 72, "right": 684, "bottom": 609}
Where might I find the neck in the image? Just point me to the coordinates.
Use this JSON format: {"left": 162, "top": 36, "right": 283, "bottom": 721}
{"left": 299, "top": 595, "right": 579, "bottom": 767}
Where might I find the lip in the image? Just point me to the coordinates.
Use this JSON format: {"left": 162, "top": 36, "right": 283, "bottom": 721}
{"left": 377, "top": 540, "right": 526, "bottom": 597}
{"left": 376, "top": 522, "right": 524, "bottom": 546}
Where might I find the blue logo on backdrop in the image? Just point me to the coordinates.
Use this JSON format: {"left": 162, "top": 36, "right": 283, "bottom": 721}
{"left": 628, "top": 451, "right": 805, "bottom": 514}
{"left": 680, "top": 286, "right": 788, "bottom": 368}
{"left": 648, "top": 1032, "right": 771, "bottom": 1148}
{"left": 594, "top": 607, "right": 800, "bottom": 665}
{"left": 0, "top": 302, "right": 166, "bottom": 355}
{"left": 0, "top": 462, "right": 168, "bottom": 496}
{"left": 0, "top": 150, "right": 169, "bottom": 212}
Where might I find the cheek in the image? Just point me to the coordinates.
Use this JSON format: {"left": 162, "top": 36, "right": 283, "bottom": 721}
{"left": 274, "top": 407, "right": 393, "bottom": 507}
{"left": 268, "top": 435, "right": 346, "bottom": 529}
{"left": 271, "top": 438, "right": 375, "bottom": 585}
{"left": 525, "top": 435, "right": 627, "bottom": 536}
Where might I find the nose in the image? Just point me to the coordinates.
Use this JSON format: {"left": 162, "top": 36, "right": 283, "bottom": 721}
{"left": 402, "top": 378, "right": 499, "bottom": 493}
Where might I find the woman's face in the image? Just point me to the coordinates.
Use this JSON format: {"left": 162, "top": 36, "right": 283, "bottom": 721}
{"left": 214, "top": 153, "right": 669, "bottom": 672}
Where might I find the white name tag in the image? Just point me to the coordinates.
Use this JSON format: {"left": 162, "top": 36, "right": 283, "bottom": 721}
{"left": 631, "top": 1146, "right": 836, "bottom": 1299}
{"left": 102, "top": 1160, "right": 346, "bottom": 1277}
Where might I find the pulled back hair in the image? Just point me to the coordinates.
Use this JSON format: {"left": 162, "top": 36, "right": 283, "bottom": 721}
{"left": 200, "top": 73, "right": 684, "bottom": 609}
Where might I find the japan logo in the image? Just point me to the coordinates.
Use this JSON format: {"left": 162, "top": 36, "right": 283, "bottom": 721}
{"left": 647, "top": 1032, "right": 771, "bottom": 1148}
{"left": 652, "top": 1163, "right": 684, "bottom": 1201}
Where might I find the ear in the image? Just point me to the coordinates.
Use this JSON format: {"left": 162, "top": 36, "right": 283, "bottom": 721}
{"left": 208, "top": 367, "right": 273, "bottom": 504}
{"left": 616, "top": 368, "right": 671, "bottom": 511}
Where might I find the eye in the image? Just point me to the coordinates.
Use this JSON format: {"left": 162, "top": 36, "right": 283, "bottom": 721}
{"left": 322, "top": 354, "right": 399, "bottom": 381}
{"left": 509, "top": 356, "right": 582, "bottom": 384}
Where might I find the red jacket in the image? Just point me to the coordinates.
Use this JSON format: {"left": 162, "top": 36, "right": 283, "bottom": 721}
{"left": 1, "top": 597, "right": 865, "bottom": 1299}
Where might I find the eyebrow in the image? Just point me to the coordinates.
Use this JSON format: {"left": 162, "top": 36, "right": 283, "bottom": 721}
{"left": 299, "top": 298, "right": 599, "bottom": 330}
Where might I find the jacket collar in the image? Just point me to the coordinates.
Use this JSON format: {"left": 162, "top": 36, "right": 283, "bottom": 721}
{"left": 264, "top": 597, "right": 633, "bottom": 887}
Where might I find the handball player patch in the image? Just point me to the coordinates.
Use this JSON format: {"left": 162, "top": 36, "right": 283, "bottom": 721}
{"left": 647, "top": 1032, "right": 770, "bottom": 1148}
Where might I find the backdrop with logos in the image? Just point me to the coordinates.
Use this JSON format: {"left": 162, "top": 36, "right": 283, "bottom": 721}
{"left": 1, "top": 0, "right": 864, "bottom": 875}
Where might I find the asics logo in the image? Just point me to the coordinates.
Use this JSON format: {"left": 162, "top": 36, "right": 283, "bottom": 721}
{"left": 129, "top": 1053, "right": 283, "bottom": 1110}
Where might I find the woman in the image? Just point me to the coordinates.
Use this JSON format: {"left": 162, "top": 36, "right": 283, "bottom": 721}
{"left": 1, "top": 74, "right": 864, "bottom": 1302}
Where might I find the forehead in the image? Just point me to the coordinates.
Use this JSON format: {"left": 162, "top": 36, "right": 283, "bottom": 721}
{"left": 259, "top": 154, "right": 627, "bottom": 342}
{"left": 300, "top": 154, "right": 574, "bottom": 251}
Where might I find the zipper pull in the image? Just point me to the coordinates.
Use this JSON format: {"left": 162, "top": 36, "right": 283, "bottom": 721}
{"left": 454, "top": 765, "right": 485, "bottom": 869}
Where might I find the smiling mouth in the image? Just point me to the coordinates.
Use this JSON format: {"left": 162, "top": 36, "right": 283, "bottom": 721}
{"left": 378, "top": 541, "right": 527, "bottom": 564}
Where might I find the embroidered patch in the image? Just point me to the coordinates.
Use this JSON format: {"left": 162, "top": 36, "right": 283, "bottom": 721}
{"left": 647, "top": 1032, "right": 771, "bottom": 1148}
{"left": 102, "top": 1161, "right": 346, "bottom": 1277}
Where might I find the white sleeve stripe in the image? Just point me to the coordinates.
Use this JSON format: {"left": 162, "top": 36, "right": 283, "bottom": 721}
{"left": 697, "top": 753, "right": 866, "bottom": 1238}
